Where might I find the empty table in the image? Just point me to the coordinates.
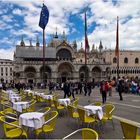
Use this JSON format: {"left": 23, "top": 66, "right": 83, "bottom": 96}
{"left": 84, "top": 105, "right": 103, "bottom": 120}
{"left": 13, "top": 101, "right": 29, "bottom": 113}
{"left": 19, "top": 112, "right": 45, "bottom": 129}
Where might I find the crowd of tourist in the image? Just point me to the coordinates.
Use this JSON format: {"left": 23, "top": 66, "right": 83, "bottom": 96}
{"left": 0, "top": 77, "right": 140, "bottom": 100}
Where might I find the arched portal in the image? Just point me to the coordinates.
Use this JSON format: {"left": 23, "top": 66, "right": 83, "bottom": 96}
{"left": 58, "top": 62, "right": 73, "bottom": 83}
{"left": 79, "top": 65, "right": 89, "bottom": 81}
{"left": 92, "top": 66, "right": 102, "bottom": 82}
{"left": 40, "top": 66, "right": 51, "bottom": 83}
{"left": 56, "top": 49, "right": 72, "bottom": 60}
{"left": 24, "top": 66, "right": 36, "bottom": 84}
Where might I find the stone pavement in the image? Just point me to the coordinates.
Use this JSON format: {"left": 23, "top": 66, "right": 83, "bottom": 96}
{"left": 0, "top": 87, "right": 140, "bottom": 139}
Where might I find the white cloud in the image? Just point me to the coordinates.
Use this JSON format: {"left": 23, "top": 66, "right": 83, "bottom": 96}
{"left": 0, "top": 48, "right": 14, "bottom": 60}
{"left": 12, "top": 8, "right": 22, "bottom": 15}
{"left": 0, "top": 0, "right": 140, "bottom": 60}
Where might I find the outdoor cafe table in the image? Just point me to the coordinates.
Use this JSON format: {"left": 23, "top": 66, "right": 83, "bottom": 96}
{"left": 13, "top": 101, "right": 29, "bottom": 113}
{"left": 19, "top": 112, "right": 45, "bottom": 129}
{"left": 10, "top": 96, "right": 21, "bottom": 103}
{"left": 84, "top": 105, "right": 103, "bottom": 120}
{"left": 58, "top": 98, "right": 71, "bottom": 106}
{"left": 41, "top": 94, "right": 53, "bottom": 100}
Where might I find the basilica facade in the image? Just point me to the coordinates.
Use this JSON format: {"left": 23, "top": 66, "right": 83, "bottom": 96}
{"left": 13, "top": 33, "right": 111, "bottom": 84}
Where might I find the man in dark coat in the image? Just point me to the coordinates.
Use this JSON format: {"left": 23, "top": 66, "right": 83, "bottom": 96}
{"left": 117, "top": 80, "right": 123, "bottom": 100}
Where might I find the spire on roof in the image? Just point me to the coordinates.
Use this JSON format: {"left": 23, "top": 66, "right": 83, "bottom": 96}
{"left": 54, "top": 27, "right": 58, "bottom": 38}
{"left": 36, "top": 36, "right": 40, "bottom": 47}
{"left": 20, "top": 35, "right": 25, "bottom": 47}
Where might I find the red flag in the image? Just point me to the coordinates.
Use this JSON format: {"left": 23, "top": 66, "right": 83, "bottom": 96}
{"left": 85, "top": 12, "right": 89, "bottom": 64}
{"left": 115, "top": 16, "right": 119, "bottom": 58}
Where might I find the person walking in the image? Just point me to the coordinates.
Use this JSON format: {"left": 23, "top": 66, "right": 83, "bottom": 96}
{"left": 84, "top": 81, "right": 88, "bottom": 96}
{"left": 100, "top": 80, "right": 108, "bottom": 103}
{"left": 63, "top": 81, "right": 70, "bottom": 98}
{"left": 69, "top": 82, "right": 75, "bottom": 100}
{"left": 117, "top": 80, "right": 123, "bottom": 100}
{"left": 87, "top": 81, "right": 92, "bottom": 96}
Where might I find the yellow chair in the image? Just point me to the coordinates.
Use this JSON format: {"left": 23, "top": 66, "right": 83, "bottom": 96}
{"left": 62, "top": 128, "right": 98, "bottom": 140}
{"left": 26, "top": 100, "right": 36, "bottom": 112}
{"left": 67, "top": 105, "right": 79, "bottom": 126}
{"left": 93, "top": 101, "right": 102, "bottom": 106}
{"left": 35, "top": 111, "right": 58, "bottom": 137}
{"left": 0, "top": 116, "right": 28, "bottom": 139}
{"left": 53, "top": 99, "right": 65, "bottom": 113}
{"left": 77, "top": 106, "right": 96, "bottom": 127}
{"left": 37, "top": 107, "right": 51, "bottom": 114}
{"left": 0, "top": 103, "right": 15, "bottom": 115}
{"left": 120, "top": 120, "right": 140, "bottom": 139}
{"left": 102, "top": 103, "right": 115, "bottom": 129}
{"left": 72, "top": 97, "right": 79, "bottom": 107}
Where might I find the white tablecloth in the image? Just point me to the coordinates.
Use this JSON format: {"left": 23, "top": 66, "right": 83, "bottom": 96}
{"left": 84, "top": 105, "right": 103, "bottom": 120}
{"left": 58, "top": 98, "right": 71, "bottom": 106}
{"left": 19, "top": 112, "right": 45, "bottom": 129}
{"left": 24, "top": 90, "right": 34, "bottom": 95}
{"left": 35, "top": 92, "right": 44, "bottom": 96}
{"left": 42, "top": 95, "right": 53, "bottom": 100}
{"left": 10, "top": 96, "right": 21, "bottom": 103}
{"left": 13, "top": 101, "right": 29, "bottom": 112}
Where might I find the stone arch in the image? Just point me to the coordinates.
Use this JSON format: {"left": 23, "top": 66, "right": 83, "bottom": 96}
{"left": 79, "top": 65, "right": 89, "bottom": 82}
{"left": 24, "top": 66, "right": 36, "bottom": 84}
{"left": 40, "top": 65, "right": 52, "bottom": 83}
{"left": 113, "top": 57, "right": 117, "bottom": 63}
{"left": 56, "top": 48, "right": 72, "bottom": 60}
{"left": 135, "top": 57, "right": 139, "bottom": 64}
{"left": 57, "top": 62, "right": 74, "bottom": 83}
{"left": 92, "top": 66, "right": 102, "bottom": 82}
{"left": 124, "top": 57, "right": 128, "bottom": 63}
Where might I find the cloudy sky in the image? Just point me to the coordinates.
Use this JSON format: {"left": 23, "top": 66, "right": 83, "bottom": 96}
{"left": 0, "top": 0, "right": 140, "bottom": 60}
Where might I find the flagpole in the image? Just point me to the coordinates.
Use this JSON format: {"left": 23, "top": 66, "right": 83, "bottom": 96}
{"left": 116, "top": 16, "right": 119, "bottom": 80}
{"left": 43, "top": 29, "right": 45, "bottom": 83}
{"left": 84, "top": 12, "right": 87, "bottom": 65}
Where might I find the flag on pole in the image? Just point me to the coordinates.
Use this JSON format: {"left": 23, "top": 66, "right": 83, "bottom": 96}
{"left": 115, "top": 16, "right": 119, "bottom": 58}
{"left": 39, "top": 4, "right": 49, "bottom": 29}
{"left": 85, "top": 12, "right": 89, "bottom": 50}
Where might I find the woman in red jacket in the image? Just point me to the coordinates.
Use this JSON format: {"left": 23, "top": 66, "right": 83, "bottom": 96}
{"left": 100, "top": 80, "right": 108, "bottom": 103}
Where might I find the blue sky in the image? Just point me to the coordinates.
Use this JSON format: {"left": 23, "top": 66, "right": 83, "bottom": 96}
{"left": 0, "top": 0, "right": 140, "bottom": 60}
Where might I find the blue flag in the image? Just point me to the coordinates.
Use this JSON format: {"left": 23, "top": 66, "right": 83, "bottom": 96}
{"left": 39, "top": 4, "right": 49, "bottom": 29}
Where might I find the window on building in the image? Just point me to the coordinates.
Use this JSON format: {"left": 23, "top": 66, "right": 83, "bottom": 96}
{"left": 113, "top": 57, "right": 117, "bottom": 63}
{"left": 124, "top": 57, "right": 128, "bottom": 63}
{"left": 1, "top": 67, "right": 3, "bottom": 72}
{"left": 135, "top": 58, "right": 139, "bottom": 64}
{"left": 10, "top": 73, "right": 12, "bottom": 76}
{"left": 10, "top": 67, "right": 12, "bottom": 72}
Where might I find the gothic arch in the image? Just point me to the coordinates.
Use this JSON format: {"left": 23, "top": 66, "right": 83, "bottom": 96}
{"left": 79, "top": 65, "right": 89, "bottom": 81}
{"left": 24, "top": 66, "right": 36, "bottom": 83}
{"left": 92, "top": 66, "right": 102, "bottom": 82}
{"left": 57, "top": 62, "right": 74, "bottom": 82}
{"left": 40, "top": 65, "right": 52, "bottom": 83}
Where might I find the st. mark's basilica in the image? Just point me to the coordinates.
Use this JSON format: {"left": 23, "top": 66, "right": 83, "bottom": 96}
{"left": 13, "top": 31, "right": 111, "bottom": 84}
{"left": 13, "top": 31, "right": 140, "bottom": 84}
